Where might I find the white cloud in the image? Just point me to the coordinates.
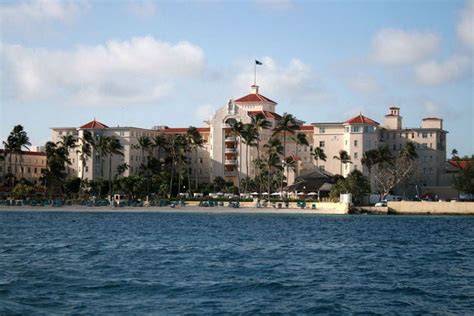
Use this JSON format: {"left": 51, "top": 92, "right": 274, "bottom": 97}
{"left": 1, "top": 36, "right": 205, "bottom": 105}
{"left": 414, "top": 55, "right": 472, "bottom": 86}
{"left": 0, "top": 0, "right": 86, "bottom": 26}
{"left": 371, "top": 28, "right": 439, "bottom": 65}
{"left": 127, "top": 0, "right": 157, "bottom": 18}
{"left": 235, "top": 57, "right": 324, "bottom": 101}
{"left": 195, "top": 104, "right": 215, "bottom": 122}
{"left": 457, "top": 0, "right": 474, "bottom": 50}
{"left": 348, "top": 73, "right": 381, "bottom": 94}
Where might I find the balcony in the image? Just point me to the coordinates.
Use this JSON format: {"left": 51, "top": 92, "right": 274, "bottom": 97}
{"left": 224, "top": 159, "right": 237, "bottom": 165}
{"left": 225, "top": 147, "right": 236, "bottom": 153}
{"left": 224, "top": 170, "right": 237, "bottom": 176}
{"left": 225, "top": 136, "right": 236, "bottom": 142}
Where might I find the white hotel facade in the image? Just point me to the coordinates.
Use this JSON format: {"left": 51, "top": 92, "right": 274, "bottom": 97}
{"left": 51, "top": 84, "right": 448, "bottom": 188}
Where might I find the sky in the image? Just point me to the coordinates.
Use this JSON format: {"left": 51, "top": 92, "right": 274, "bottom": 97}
{"left": 1, "top": 0, "right": 473, "bottom": 155}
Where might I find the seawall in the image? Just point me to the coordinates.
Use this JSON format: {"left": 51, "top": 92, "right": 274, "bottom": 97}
{"left": 388, "top": 201, "right": 474, "bottom": 215}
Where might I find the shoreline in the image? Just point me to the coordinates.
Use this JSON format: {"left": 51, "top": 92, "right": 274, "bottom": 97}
{"left": 0, "top": 205, "right": 347, "bottom": 215}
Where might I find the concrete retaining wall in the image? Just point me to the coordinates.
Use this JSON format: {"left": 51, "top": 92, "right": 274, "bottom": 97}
{"left": 388, "top": 201, "right": 474, "bottom": 215}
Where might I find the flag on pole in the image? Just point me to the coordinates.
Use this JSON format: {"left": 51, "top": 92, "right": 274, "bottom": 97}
{"left": 255, "top": 60, "right": 263, "bottom": 65}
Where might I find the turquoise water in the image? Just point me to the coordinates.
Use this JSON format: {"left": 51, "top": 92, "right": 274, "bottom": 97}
{"left": 1, "top": 211, "right": 473, "bottom": 314}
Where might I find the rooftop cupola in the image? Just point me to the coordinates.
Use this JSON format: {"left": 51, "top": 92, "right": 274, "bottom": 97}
{"left": 250, "top": 84, "right": 259, "bottom": 94}
{"left": 383, "top": 106, "right": 403, "bottom": 130}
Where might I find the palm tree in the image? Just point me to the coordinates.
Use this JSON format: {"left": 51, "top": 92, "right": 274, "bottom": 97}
{"left": 229, "top": 120, "right": 244, "bottom": 193}
{"left": 136, "top": 136, "right": 153, "bottom": 170}
{"left": 7, "top": 125, "right": 31, "bottom": 185}
{"left": 451, "top": 148, "right": 459, "bottom": 160}
{"left": 240, "top": 123, "right": 259, "bottom": 193}
{"left": 78, "top": 130, "right": 93, "bottom": 181}
{"left": 399, "top": 141, "right": 418, "bottom": 160}
{"left": 273, "top": 113, "right": 299, "bottom": 192}
{"left": 153, "top": 134, "right": 168, "bottom": 170}
{"left": 311, "top": 147, "right": 327, "bottom": 169}
{"left": 292, "top": 132, "right": 309, "bottom": 178}
{"left": 166, "top": 134, "right": 187, "bottom": 197}
{"left": 106, "top": 136, "right": 124, "bottom": 200}
{"left": 333, "top": 149, "right": 352, "bottom": 176}
{"left": 186, "top": 126, "right": 204, "bottom": 192}
{"left": 2, "top": 141, "right": 12, "bottom": 186}
{"left": 60, "top": 134, "right": 78, "bottom": 177}
{"left": 251, "top": 113, "right": 272, "bottom": 195}
{"left": 116, "top": 163, "right": 129, "bottom": 179}
{"left": 264, "top": 137, "right": 284, "bottom": 196}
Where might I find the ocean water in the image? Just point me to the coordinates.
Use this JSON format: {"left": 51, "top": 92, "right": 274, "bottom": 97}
{"left": 0, "top": 211, "right": 473, "bottom": 314}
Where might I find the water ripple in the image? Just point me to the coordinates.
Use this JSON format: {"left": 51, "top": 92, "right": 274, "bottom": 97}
{"left": 0, "top": 212, "right": 473, "bottom": 314}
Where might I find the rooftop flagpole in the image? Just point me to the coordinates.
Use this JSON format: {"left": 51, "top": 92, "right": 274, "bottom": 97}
{"left": 254, "top": 60, "right": 263, "bottom": 86}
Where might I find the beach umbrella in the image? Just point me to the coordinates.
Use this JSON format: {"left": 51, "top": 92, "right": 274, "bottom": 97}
{"left": 308, "top": 192, "right": 317, "bottom": 196}
{"left": 297, "top": 192, "right": 305, "bottom": 195}
{"left": 262, "top": 192, "right": 269, "bottom": 195}
{"left": 251, "top": 192, "right": 259, "bottom": 195}
{"left": 271, "top": 192, "right": 281, "bottom": 196}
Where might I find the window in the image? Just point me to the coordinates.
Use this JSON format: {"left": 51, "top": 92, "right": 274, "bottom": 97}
{"left": 399, "top": 144, "right": 402, "bottom": 150}
{"left": 200, "top": 158, "right": 203, "bottom": 163}
{"left": 364, "top": 126, "right": 369, "bottom": 133}
{"left": 352, "top": 126, "right": 361, "bottom": 133}
{"left": 422, "top": 143, "right": 428, "bottom": 149}
{"left": 411, "top": 133, "right": 415, "bottom": 139}
{"left": 393, "top": 144, "right": 396, "bottom": 150}
{"left": 319, "top": 128, "right": 325, "bottom": 133}
{"left": 319, "top": 165, "right": 325, "bottom": 171}
{"left": 345, "top": 127, "right": 350, "bottom": 133}
{"left": 354, "top": 140, "right": 358, "bottom": 147}
{"left": 422, "top": 132, "right": 427, "bottom": 138}
{"left": 59, "top": 131, "right": 63, "bottom": 136}
{"left": 27, "top": 167, "right": 31, "bottom": 173}
{"left": 392, "top": 133, "right": 396, "bottom": 140}
{"left": 354, "top": 152, "right": 358, "bottom": 159}
{"left": 430, "top": 143, "right": 433, "bottom": 148}
{"left": 319, "top": 141, "right": 325, "bottom": 148}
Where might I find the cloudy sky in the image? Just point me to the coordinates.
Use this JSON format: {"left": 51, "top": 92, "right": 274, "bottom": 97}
{"left": 1, "top": 0, "right": 473, "bottom": 155}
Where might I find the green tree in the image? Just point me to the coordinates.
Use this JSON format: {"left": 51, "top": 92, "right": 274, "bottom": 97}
{"left": 311, "top": 147, "right": 327, "bottom": 169}
{"left": 12, "top": 183, "right": 35, "bottom": 199}
{"left": 451, "top": 148, "right": 459, "bottom": 160}
{"left": 6, "top": 125, "right": 31, "bottom": 186}
{"left": 264, "top": 137, "right": 284, "bottom": 196}
{"left": 329, "top": 170, "right": 370, "bottom": 205}
{"left": 64, "top": 177, "right": 82, "bottom": 198}
{"left": 240, "top": 123, "right": 259, "bottom": 193}
{"left": 333, "top": 149, "right": 352, "bottom": 176}
{"left": 187, "top": 126, "right": 204, "bottom": 193}
{"left": 78, "top": 130, "right": 93, "bottom": 181}
{"left": 292, "top": 132, "right": 309, "bottom": 178}
{"left": 106, "top": 137, "right": 124, "bottom": 199}
{"left": 273, "top": 113, "right": 299, "bottom": 192}
{"left": 370, "top": 143, "right": 419, "bottom": 198}
{"left": 453, "top": 160, "right": 474, "bottom": 195}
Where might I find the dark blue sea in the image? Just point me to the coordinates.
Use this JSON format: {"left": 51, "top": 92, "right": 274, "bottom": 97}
{"left": 0, "top": 211, "right": 473, "bottom": 314}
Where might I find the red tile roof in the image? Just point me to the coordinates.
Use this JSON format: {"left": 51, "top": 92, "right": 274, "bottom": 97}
{"left": 298, "top": 125, "right": 314, "bottom": 131}
{"left": 160, "top": 127, "right": 210, "bottom": 133}
{"left": 247, "top": 110, "right": 282, "bottom": 120}
{"left": 80, "top": 119, "right": 108, "bottom": 129}
{"left": 235, "top": 93, "right": 277, "bottom": 104}
{"left": 448, "top": 159, "right": 472, "bottom": 170}
{"left": 344, "top": 114, "right": 379, "bottom": 126}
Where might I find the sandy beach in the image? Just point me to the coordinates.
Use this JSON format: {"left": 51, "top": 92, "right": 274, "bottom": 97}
{"left": 0, "top": 205, "right": 346, "bottom": 215}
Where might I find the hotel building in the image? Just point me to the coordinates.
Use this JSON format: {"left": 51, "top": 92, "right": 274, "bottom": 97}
{"left": 50, "top": 84, "right": 448, "bottom": 189}
{"left": 0, "top": 150, "right": 47, "bottom": 186}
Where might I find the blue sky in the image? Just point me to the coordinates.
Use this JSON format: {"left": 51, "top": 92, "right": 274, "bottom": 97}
{"left": 1, "top": 0, "right": 473, "bottom": 155}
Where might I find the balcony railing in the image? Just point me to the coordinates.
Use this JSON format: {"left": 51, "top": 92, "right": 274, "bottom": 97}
{"left": 224, "top": 159, "right": 237, "bottom": 165}
{"left": 225, "top": 136, "right": 236, "bottom": 142}
{"left": 224, "top": 170, "right": 237, "bottom": 176}
{"left": 225, "top": 148, "right": 236, "bottom": 153}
